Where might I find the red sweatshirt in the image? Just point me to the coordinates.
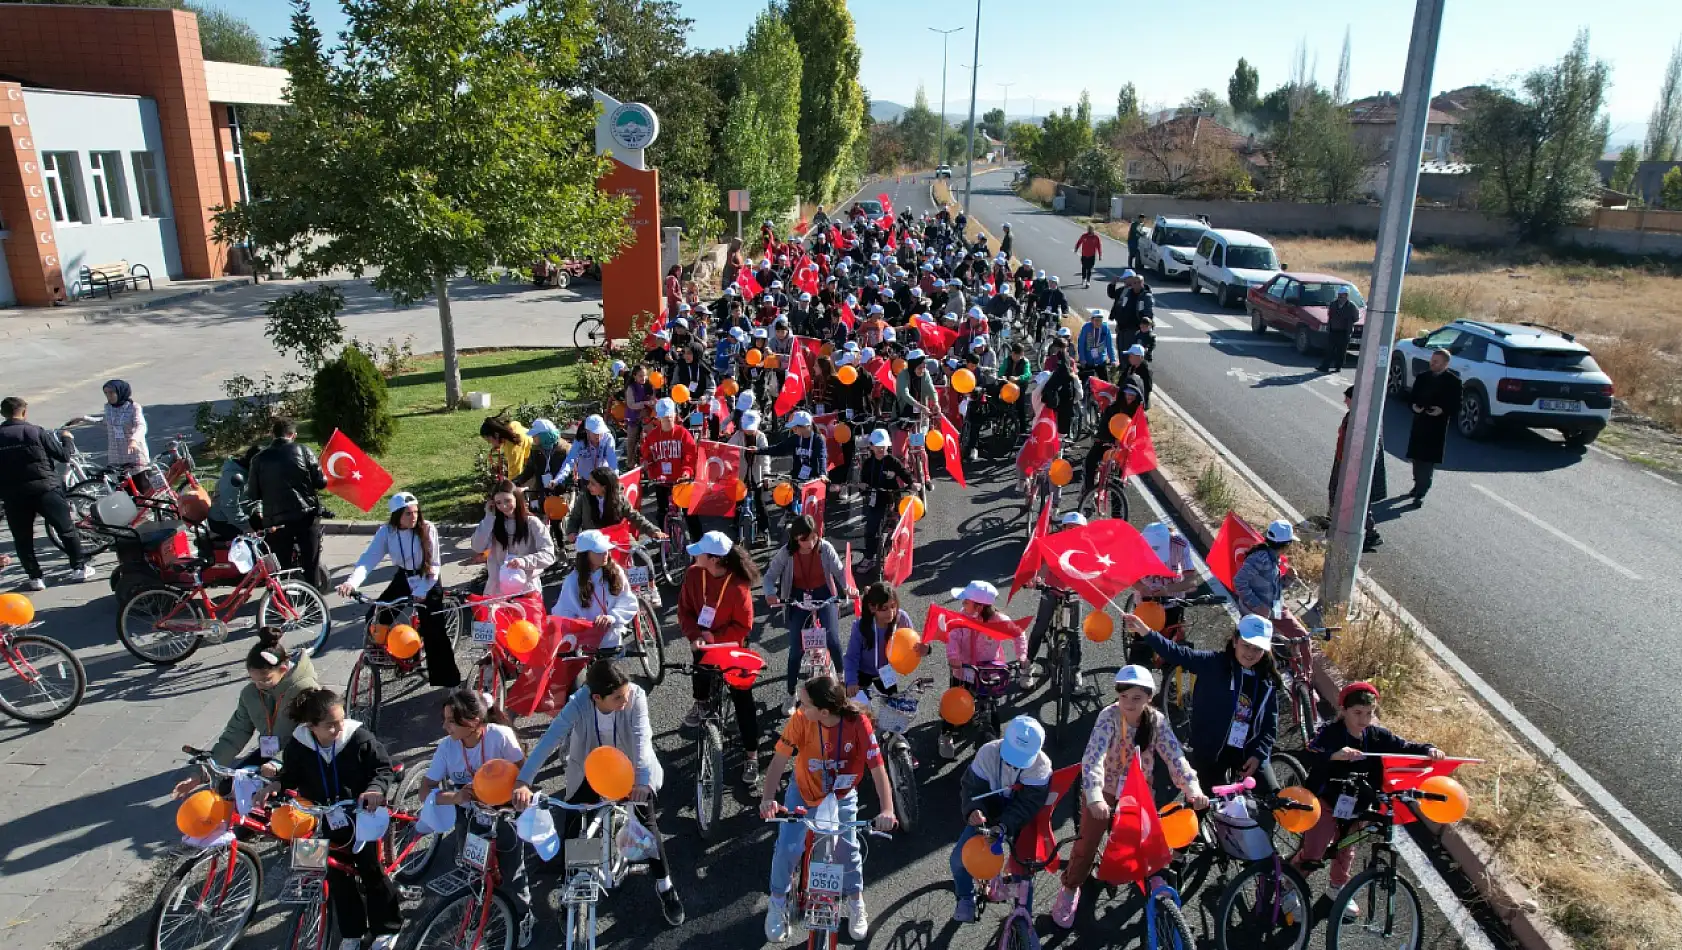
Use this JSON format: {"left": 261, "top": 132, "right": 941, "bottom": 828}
{"left": 641, "top": 424, "right": 696, "bottom": 484}
{"left": 1075, "top": 232, "right": 1103, "bottom": 257}
{"left": 678, "top": 568, "right": 755, "bottom": 646}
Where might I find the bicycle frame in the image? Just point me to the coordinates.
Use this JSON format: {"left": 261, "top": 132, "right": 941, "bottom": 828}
{"left": 157, "top": 537, "right": 302, "bottom": 634}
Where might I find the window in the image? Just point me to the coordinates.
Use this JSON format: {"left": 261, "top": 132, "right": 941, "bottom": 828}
{"left": 1265, "top": 278, "right": 1288, "bottom": 300}
{"left": 1210, "top": 245, "right": 1225, "bottom": 268}
{"left": 132, "top": 151, "right": 166, "bottom": 218}
{"left": 1126, "top": 160, "right": 1142, "bottom": 178}
{"left": 1423, "top": 328, "right": 1464, "bottom": 349}
{"left": 1420, "top": 135, "right": 1434, "bottom": 156}
{"left": 89, "top": 151, "right": 129, "bottom": 220}
{"left": 41, "top": 152, "right": 85, "bottom": 224}
{"left": 227, "top": 105, "right": 250, "bottom": 203}
{"left": 1195, "top": 235, "right": 1216, "bottom": 259}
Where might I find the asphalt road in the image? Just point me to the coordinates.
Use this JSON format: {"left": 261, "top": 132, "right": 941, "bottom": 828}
{"left": 942, "top": 168, "right": 1682, "bottom": 862}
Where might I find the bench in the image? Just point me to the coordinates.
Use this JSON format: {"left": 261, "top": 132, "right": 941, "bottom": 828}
{"left": 79, "top": 261, "right": 153, "bottom": 299}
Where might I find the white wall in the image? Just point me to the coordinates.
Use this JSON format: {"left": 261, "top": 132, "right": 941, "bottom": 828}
{"left": 23, "top": 88, "right": 182, "bottom": 294}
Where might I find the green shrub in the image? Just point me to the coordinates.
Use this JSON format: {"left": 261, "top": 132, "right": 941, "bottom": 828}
{"left": 265, "top": 286, "right": 346, "bottom": 372}
{"left": 195, "top": 372, "right": 312, "bottom": 454}
{"left": 311, "top": 345, "right": 396, "bottom": 453}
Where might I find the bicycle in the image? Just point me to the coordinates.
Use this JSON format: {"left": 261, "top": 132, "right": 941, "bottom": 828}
{"left": 573, "top": 313, "right": 607, "bottom": 352}
{"left": 149, "top": 754, "right": 270, "bottom": 950}
{"left": 861, "top": 676, "right": 934, "bottom": 835}
{"left": 1195, "top": 775, "right": 1318, "bottom": 950}
{"left": 342, "top": 590, "right": 468, "bottom": 734}
{"left": 894, "top": 414, "right": 934, "bottom": 500}
{"left": 1274, "top": 613, "right": 1340, "bottom": 751}
{"left": 277, "top": 788, "right": 437, "bottom": 950}
{"left": 1078, "top": 441, "right": 1132, "bottom": 523}
{"left": 662, "top": 642, "right": 766, "bottom": 840}
{"left": 546, "top": 794, "right": 645, "bottom": 950}
{"left": 117, "top": 533, "right": 330, "bottom": 665}
{"left": 611, "top": 540, "right": 670, "bottom": 687}
{"left": 961, "top": 662, "right": 1020, "bottom": 743}
{"left": 656, "top": 481, "right": 693, "bottom": 586}
{"left": 788, "top": 594, "right": 844, "bottom": 683}
{"left": 1118, "top": 591, "right": 1224, "bottom": 723}
{"left": 1031, "top": 584, "right": 1095, "bottom": 746}
{"left": 0, "top": 585, "right": 86, "bottom": 723}
{"left": 766, "top": 801, "right": 893, "bottom": 949}
{"left": 1021, "top": 462, "right": 1061, "bottom": 545}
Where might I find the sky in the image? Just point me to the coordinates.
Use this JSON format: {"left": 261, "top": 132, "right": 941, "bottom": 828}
{"left": 204, "top": 0, "right": 1681, "bottom": 145}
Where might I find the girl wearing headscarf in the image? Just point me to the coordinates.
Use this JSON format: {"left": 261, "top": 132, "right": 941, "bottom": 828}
{"left": 81, "top": 379, "right": 149, "bottom": 467}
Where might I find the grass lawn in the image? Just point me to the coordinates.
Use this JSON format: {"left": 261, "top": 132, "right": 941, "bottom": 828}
{"left": 306, "top": 348, "right": 580, "bottom": 523}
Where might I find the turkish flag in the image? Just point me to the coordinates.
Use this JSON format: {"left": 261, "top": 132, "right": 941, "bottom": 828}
{"left": 1089, "top": 375, "right": 1120, "bottom": 413}
{"left": 794, "top": 220, "right": 810, "bottom": 236}
{"left": 1208, "top": 513, "right": 1263, "bottom": 593}
{"left": 839, "top": 299, "right": 857, "bottom": 331}
{"left": 1015, "top": 407, "right": 1062, "bottom": 477}
{"left": 1039, "top": 519, "right": 1173, "bottom": 610}
{"left": 600, "top": 521, "right": 636, "bottom": 567}
{"left": 870, "top": 357, "right": 897, "bottom": 395}
{"left": 812, "top": 413, "right": 847, "bottom": 472}
{"left": 916, "top": 319, "right": 956, "bottom": 358}
{"left": 796, "top": 335, "right": 825, "bottom": 365}
{"left": 796, "top": 264, "right": 820, "bottom": 296}
{"left": 774, "top": 344, "right": 809, "bottom": 416}
{"left": 737, "top": 269, "right": 762, "bottom": 299}
{"left": 885, "top": 229, "right": 898, "bottom": 251}
{"left": 937, "top": 413, "right": 966, "bottom": 488}
{"left": 1095, "top": 755, "right": 1173, "bottom": 885}
{"left": 922, "top": 603, "right": 1025, "bottom": 644}
{"left": 687, "top": 440, "right": 743, "bottom": 517}
{"left": 877, "top": 192, "right": 893, "bottom": 213}
{"left": 321, "top": 430, "right": 393, "bottom": 512}
{"left": 798, "top": 478, "right": 826, "bottom": 536}
{"left": 619, "top": 466, "right": 643, "bottom": 511}
{"left": 1120, "top": 410, "right": 1158, "bottom": 479}
{"left": 881, "top": 502, "right": 916, "bottom": 585}
{"left": 1007, "top": 501, "right": 1055, "bottom": 604}
{"left": 986, "top": 272, "right": 997, "bottom": 293}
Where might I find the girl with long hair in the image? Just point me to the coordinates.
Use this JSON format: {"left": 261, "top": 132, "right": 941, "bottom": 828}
{"left": 676, "top": 532, "right": 761, "bottom": 783}
{"left": 470, "top": 479, "right": 555, "bottom": 623}
{"left": 550, "top": 530, "right": 639, "bottom": 648}
{"left": 337, "top": 492, "right": 459, "bottom": 686}
{"left": 763, "top": 514, "right": 853, "bottom": 710}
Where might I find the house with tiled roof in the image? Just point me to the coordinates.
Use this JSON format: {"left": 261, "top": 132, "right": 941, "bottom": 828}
{"left": 1119, "top": 112, "right": 1266, "bottom": 189}
{"left": 1346, "top": 93, "right": 1464, "bottom": 162}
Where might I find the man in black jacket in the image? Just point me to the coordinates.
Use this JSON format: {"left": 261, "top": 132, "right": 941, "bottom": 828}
{"left": 0, "top": 396, "right": 95, "bottom": 589}
{"left": 1405, "top": 350, "right": 1461, "bottom": 505}
{"left": 1318, "top": 285, "right": 1360, "bottom": 373}
{"left": 1107, "top": 270, "right": 1155, "bottom": 351}
{"left": 246, "top": 417, "right": 329, "bottom": 589}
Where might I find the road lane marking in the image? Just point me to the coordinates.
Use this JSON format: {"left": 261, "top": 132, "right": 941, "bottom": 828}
{"left": 1207, "top": 312, "right": 1251, "bottom": 331}
{"left": 1468, "top": 484, "right": 1641, "bottom": 580}
{"left": 29, "top": 360, "right": 153, "bottom": 402}
{"left": 1172, "top": 312, "right": 1217, "bottom": 333}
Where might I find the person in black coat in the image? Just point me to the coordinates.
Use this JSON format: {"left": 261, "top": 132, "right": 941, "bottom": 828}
{"left": 1405, "top": 349, "right": 1460, "bottom": 505}
{"left": 0, "top": 396, "right": 93, "bottom": 587}
{"left": 246, "top": 417, "right": 329, "bottom": 590}
{"left": 1331, "top": 387, "right": 1386, "bottom": 550}
{"left": 257, "top": 688, "right": 402, "bottom": 947}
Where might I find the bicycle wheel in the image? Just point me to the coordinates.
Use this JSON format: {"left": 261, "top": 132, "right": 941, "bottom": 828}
{"left": 1290, "top": 683, "right": 1318, "bottom": 749}
{"left": 390, "top": 763, "right": 442, "bottom": 882}
{"left": 632, "top": 598, "right": 667, "bottom": 688}
{"left": 1327, "top": 868, "right": 1424, "bottom": 950}
{"left": 1000, "top": 914, "right": 1040, "bottom": 950}
{"left": 285, "top": 894, "right": 332, "bottom": 950}
{"left": 46, "top": 488, "right": 112, "bottom": 556}
{"left": 1213, "top": 862, "right": 1313, "bottom": 950}
{"left": 695, "top": 722, "right": 725, "bottom": 841}
{"left": 258, "top": 580, "right": 332, "bottom": 657}
{"left": 410, "top": 887, "right": 516, "bottom": 950}
{"left": 1268, "top": 754, "right": 1310, "bottom": 858}
{"left": 0, "top": 634, "right": 87, "bottom": 722}
{"left": 149, "top": 843, "right": 264, "bottom": 950}
{"left": 1149, "top": 892, "right": 1196, "bottom": 950}
{"left": 1052, "top": 643, "right": 1074, "bottom": 744}
{"left": 573, "top": 316, "right": 606, "bottom": 352}
{"left": 119, "top": 585, "right": 204, "bottom": 665}
{"left": 886, "top": 741, "right": 919, "bottom": 834}
{"left": 344, "top": 654, "right": 382, "bottom": 734}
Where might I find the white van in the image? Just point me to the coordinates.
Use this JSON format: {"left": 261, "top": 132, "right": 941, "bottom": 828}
{"left": 1137, "top": 215, "right": 1209, "bottom": 281}
{"left": 1189, "top": 229, "right": 1282, "bottom": 308}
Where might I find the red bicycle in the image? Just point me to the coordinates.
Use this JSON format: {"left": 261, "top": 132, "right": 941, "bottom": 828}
{"left": 116, "top": 533, "right": 330, "bottom": 665}
{"left": 766, "top": 800, "right": 893, "bottom": 949}
{"left": 0, "top": 588, "right": 85, "bottom": 723}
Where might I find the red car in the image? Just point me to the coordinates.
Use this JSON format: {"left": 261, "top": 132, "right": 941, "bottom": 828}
{"left": 1246, "top": 272, "right": 1366, "bottom": 356}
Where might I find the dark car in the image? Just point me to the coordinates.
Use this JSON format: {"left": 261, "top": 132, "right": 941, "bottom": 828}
{"left": 1246, "top": 272, "right": 1366, "bottom": 356}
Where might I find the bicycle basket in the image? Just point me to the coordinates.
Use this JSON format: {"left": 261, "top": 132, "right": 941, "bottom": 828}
{"left": 871, "top": 692, "right": 919, "bottom": 735}
{"left": 970, "top": 664, "right": 1015, "bottom": 699}
{"left": 1210, "top": 797, "right": 1273, "bottom": 861}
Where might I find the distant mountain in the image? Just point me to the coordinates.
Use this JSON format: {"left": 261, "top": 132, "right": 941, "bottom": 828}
{"left": 870, "top": 100, "right": 907, "bottom": 122}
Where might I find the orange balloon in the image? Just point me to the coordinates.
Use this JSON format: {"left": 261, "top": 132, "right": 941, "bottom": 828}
{"left": 1159, "top": 804, "right": 1199, "bottom": 850}
{"left": 501, "top": 619, "right": 542, "bottom": 655}
{"left": 924, "top": 428, "right": 946, "bottom": 453}
{"left": 176, "top": 790, "right": 229, "bottom": 837}
{"left": 1083, "top": 611, "right": 1114, "bottom": 642}
{"left": 610, "top": 401, "right": 628, "bottom": 422}
{"left": 731, "top": 479, "right": 749, "bottom": 502}
{"left": 369, "top": 623, "right": 391, "bottom": 646}
{"left": 1133, "top": 601, "right": 1167, "bottom": 632}
{"left": 269, "top": 802, "right": 318, "bottom": 841}
{"left": 897, "top": 495, "right": 925, "bottom": 520}
{"left": 950, "top": 368, "right": 977, "bottom": 394}
{"left": 387, "top": 624, "right": 422, "bottom": 659}
{"left": 961, "top": 834, "right": 1006, "bottom": 880}
{"left": 1273, "top": 786, "right": 1323, "bottom": 833}
{"left": 745, "top": 348, "right": 764, "bottom": 367}
{"left": 886, "top": 628, "right": 921, "bottom": 676}
{"left": 773, "top": 482, "right": 795, "bottom": 507}
{"left": 837, "top": 365, "right": 859, "bottom": 385}
{"left": 543, "top": 495, "right": 570, "bottom": 521}
{"left": 1109, "top": 413, "right": 1133, "bottom": 441}
{"left": 672, "top": 482, "right": 695, "bottom": 509}
{"left": 940, "top": 687, "right": 975, "bottom": 726}
{"left": 0, "top": 593, "right": 33, "bottom": 627}
{"left": 892, "top": 358, "right": 908, "bottom": 375}
{"left": 1416, "top": 775, "right": 1470, "bottom": 825}
{"left": 584, "top": 746, "right": 636, "bottom": 801}
{"left": 671, "top": 384, "right": 692, "bottom": 404}
{"left": 1049, "top": 458, "right": 1074, "bottom": 487}
{"left": 833, "top": 423, "right": 853, "bottom": 444}
{"left": 764, "top": 353, "right": 782, "bottom": 370}
{"left": 719, "top": 377, "right": 740, "bottom": 397}
{"left": 649, "top": 370, "right": 666, "bottom": 389}
{"left": 999, "top": 381, "right": 1021, "bottom": 404}
{"left": 473, "top": 759, "right": 519, "bottom": 806}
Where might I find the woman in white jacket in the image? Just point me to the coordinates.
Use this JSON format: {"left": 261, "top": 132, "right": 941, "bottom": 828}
{"left": 469, "top": 479, "right": 555, "bottom": 625}
{"left": 549, "top": 530, "right": 639, "bottom": 649}
{"left": 336, "top": 491, "right": 458, "bottom": 686}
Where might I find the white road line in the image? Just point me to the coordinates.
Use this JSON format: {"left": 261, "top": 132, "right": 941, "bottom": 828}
{"left": 1643, "top": 469, "right": 1675, "bottom": 485}
{"left": 1207, "top": 312, "right": 1252, "bottom": 332}
{"left": 1468, "top": 483, "right": 1642, "bottom": 580}
{"left": 1171, "top": 312, "right": 1217, "bottom": 333}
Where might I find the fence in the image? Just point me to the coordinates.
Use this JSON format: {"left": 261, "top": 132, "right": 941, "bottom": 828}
{"left": 1588, "top": 208, "right": 1682, "bottom": 234}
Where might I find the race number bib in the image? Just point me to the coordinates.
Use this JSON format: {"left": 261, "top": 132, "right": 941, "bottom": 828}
{"left": 326, "top": 808, "right": 349, "bottom": 831}
{"left": 259, "top": 736, "right": 280, "bottom": 758}
{"left": 1225, "top": 721, "right": 1249, "bottom": 748}
{"left": 696, "top": 606, "right": 717, "bottom": 630}
{"left": 472, "top": 620, "right": 496, "bottom": 644}
{"left": 661, "top": 462, "right": 673, "bottom": 476}
{"left": 460, "top": 833, "right": 491, "bottom": 870}
{"left": 877, "top": 663, "right": 900, "bottom": 689}
{"left": 1334, "top": 794, "right": 1358, "bottom": 820}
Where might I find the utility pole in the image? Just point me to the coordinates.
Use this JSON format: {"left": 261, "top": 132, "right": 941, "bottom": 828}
{"left": 996, "top": 81, "right": 1015, "bottom": 146}
{"left": 929, "top": 27, "right": 963, "bottom": 134}
{"left": 962, "top": 0, "right": 982, "bottom": 215}
{"left": 1029, "top": 95, "right": 1038, "bottom": 121}
{"left": 1321, "top": 0, "right": 1447, "bottom": 616}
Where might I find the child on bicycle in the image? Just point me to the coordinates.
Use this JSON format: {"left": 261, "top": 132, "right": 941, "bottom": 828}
{"left": 469, "top": 480, "right": 555, "bottom": 625}
{"left": 727, "top": 409, "right": 772, "bottom": 531}
{"left": 420, "top": 689, "right": 535, "bottom": 945}
{"left": 843, "top": 582, "right": 915, "bottom": 699}
{"left": 1025, "top": 512, "right": 1091, "bottom": 691}
{"left": 550, "top": 530, "right": 639, "bottom": 650}
{"left": 639, "top": 398, "right": 702, "bottom": 544}
{"left": 1125, "top": 522, "right": 1199, "bottom": 666}
{"left": 337, "top": 492, "right": 459, "bottom": 687}
{"left": 950, "top": 715, "right": 1052, "bottom": 923}
{"left": 1291, "top": 682, "right": 1443, "bottom": 895}
{"left": 515, "top": 660, "right": 686, "bottom": 927}
{"left": 677, "top": 532, "right": 764, "bottom": 784}
{"left": 764, "top": 514, "right": 855, "bottom": 713}
{"left": 758, "top": 675, "right": 898, "bottom": 943}
{"left": 563, "top": 466, "right": 663, "bottom": 544}
{"left": 255, "top": 687, "right": 402, "bottom": 950}
{"left": 916, "top": 581, "right": 1027, "bottom": 761}
{"left": 172, "top": 627, "right": 319, "bottom": 798}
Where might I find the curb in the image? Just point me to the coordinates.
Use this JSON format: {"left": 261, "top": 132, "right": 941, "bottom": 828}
{"left": 323, "top": 521, "right": 477, "bottom": 539}
{"left": 0, "top": 277, "right": 255, "bottom": 340}
{"left": 1138, "top": 403, "right": 1574, "bottom": 950}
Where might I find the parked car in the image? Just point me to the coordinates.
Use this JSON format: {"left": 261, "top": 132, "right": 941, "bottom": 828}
{"left": 1137, "top": 215, "right": 1209, "bottom": 281}
{"left": 935, "top": 164, "right": 953, "bottom": 179}
{"left": 1188, "top": 229, "right": 1283, "bottom": 307}
{"left": 854, "top": 199, "right": 887, "bottom": 226}
{"left": 1246, "top": 273, "right": 1366, "bottom": 355}
{"left": 1388, "top": 319, "right": 1613, "bottom": 445}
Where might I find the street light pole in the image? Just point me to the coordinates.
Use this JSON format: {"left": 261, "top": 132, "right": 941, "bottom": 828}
{"left": 997, "top": 81, "right": 1015, "bottom": 144}
{"left": 1320, "top": 0, "right": 1448, "bottom": 615}
{"left": 962, "top": 0, "right": 982, "bottom": 215}
{"left": 929, "top": 27, "right": 963, "bottom": 134}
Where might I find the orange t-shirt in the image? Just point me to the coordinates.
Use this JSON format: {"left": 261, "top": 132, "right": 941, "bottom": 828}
{"left": 775, "top": 710, "right": 883, "bottom": 804}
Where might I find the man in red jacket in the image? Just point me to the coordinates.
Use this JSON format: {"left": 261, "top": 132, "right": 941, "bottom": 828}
{"left": 1074, "top": 226, "right": 1103, "bottom": 288}
{"left": 640, "top": 397, "right": 700, "bottom": 543}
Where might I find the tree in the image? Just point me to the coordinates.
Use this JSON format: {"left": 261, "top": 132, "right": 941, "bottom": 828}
{"left": 1117, "top": 83, "right": 1140, "bottom": 123}
{"left": 1180, "top": 88, "right": 1235, "bottom": 126}
{"left": 867, "top": 122, "right": 906, "bottom": 174}
{"left": 719, "top": 9, "right": 802, "bottom": 223}
{"left": 18, "top": 0, "right": 266, "bottom": 64}
{"left": 1609, "top": 145, "right": 1641, "bottom": 195}
{"left": 1264, "top": 98, "right": 1374, "bottom": 202}
{"left": 896, "top": 86, "right": 944, "bottom": 167}
{"left": 1229, "top": 59, "right": 1260, "bottom": 115}
{"left": 1662, "top": 166, "right": 1682, "bottom": 209}
{"left": 1006, "top": 121, "right": 1042, "bottom": 165}
{"left": 1463, "top": 31, "right": 1610, "bottom": 241}
{"left": 312, "top": 345, "right": 396, "bottom": 454}
{"left": 785, "top": 0, "right": 866, "bottom": 202}
{"left": 1068, "top": 145, "right": 1128, "bottom": 202}
{"left": 981, "top": 108, "right": 1007, "bottom": 140}
{"left": 1646, "top": 37, "right": 1682, "bottom": 162}
{"left": 1333, "top": 28, "right": 1352, "bottom": 105}
{"left": 246, "top": 0, "right": 630, "bottom": 409}
{"left": 1076, "top": 89, "right": 1093, "bottom": 130}
{"left": 1032, "top": 107, "right": 1093, "bottom": 180}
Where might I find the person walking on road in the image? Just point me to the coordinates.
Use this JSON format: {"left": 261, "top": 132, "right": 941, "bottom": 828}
{"left": 247, "top": 418, "right": 329, "bottom": 591}
{"left": 1330, "top": 386, "right": 1385, "bottom": 551}
{"left": 1126, "top": 215, "right": 1146, "bottom": 270}
{"left": 1107, "top": 270, "right": 1155, "bottom": 352}
{"left": 1317, "top": 286, "right": 1359, "bottom": 373}
{"left": 1405, "top": 349, "right": 1460, "bottom": 506}
{"left": 0, "top": 396, "right": 97, "bottom": 589}
{"left": 73, "top": 379, "right": 149, "bottom": 467}
{"left": 998, "top": 223, "right": 1013, "bottom": 261}
{"left": 1074, "top": 226, "right": 1103, "bottom": 288}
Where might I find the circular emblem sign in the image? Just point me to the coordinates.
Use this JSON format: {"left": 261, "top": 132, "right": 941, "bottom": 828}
{"left": 608, "top": 102, "right": 659, "bottom": 151}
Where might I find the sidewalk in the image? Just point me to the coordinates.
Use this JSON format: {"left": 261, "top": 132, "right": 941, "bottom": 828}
{"left": 0, "top": 277, "right": 254, "bottom": 341}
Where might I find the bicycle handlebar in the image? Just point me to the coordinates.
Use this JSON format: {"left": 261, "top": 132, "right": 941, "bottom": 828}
{"left": 181, "top": 746, "right": 259, "bottom": 781}
{"left": 346, "top": 591, "right": 414, "bottom": 609}
{"left": 765, "top": 808, "right": 893, "bottom": 839}
{"left": 1210, "top": 776, "right": 1256, "bottom": 798}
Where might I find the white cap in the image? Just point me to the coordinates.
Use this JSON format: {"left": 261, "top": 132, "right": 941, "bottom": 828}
{"left": 736, "top": 392, "right": 756, "bottom": 411}
{"left": 932, "top": 279, "right": 946, "bottom": 288}
{"left": 800, "top": 292, "right": 813, "bottom": 302}
{"left": 844, "top": 341, "right": 860, "bottom": 352}
{"left": 868, "top": 428, "right": 892, "bottom": 448}
{"left": 770, "top": 280, "right": 784, "bottom": 289}
{"left": 1089, "top": 308, "right": 1106, "bottom": 319}
{"left": 1121, "top": 269, "right": 1138, "bottom": 280}
{"left": 740, "top": 410, "right": 762, "bottom": 432}
{"left": 950, "top": 580, "right": 999, "bottom": 605}
{"left": 528, "top": 418, "right": 559, "bottom": 439}
{"left": 870, "top": 304, "right": 886, "bottom": 314}
{"left": 970, "top": 336, "right": 988, "bottom": 350}
{"left": 1336, "top": 285, "right": 1350, "bottom": 295}
{"left": 610, "top": 360, "right": 627, "bottom": 375}
{"left": 1114, "top": 665, "right": 1156, "bottom": 691}
{"left": 674, "top": 317, "right": 690, "bottom": 329}
{"left": 653, "top": 330, "right": 671, "bottom": 341}
{"left": 1125, "top": 344, "right": 1147, "bottom": 357}
{"left": 1237, "top": 615, "right": 1274, "bottom": 649}
{"left": 999, "top": 716, "right": 1046, "bottom": 768}
{"left": 752, "top": 327, "right": 769, "bottom": 338}
{"left": 790, "top": 411, "right": 814, "bottom": 427}
{"left": 724, "top": 286, "right": 738, "bottom": 296}
{"left": 1023, "top": 259, "right": 1033, "bottom": 266}
{"left": 836, "top": 353, "right": 856, "bottom": 367}
{"left": 1057, "top": 327, "right": 1072, "bottom": 339}
{"left": 575, "top": 530, "right": 615, "bottom": 555}
{"left": 677, "top": 302, "right": 692, "bottom": 312}
{"left": 882, "top": 327, "right": 898, "bottom": 342}
{"left": 1265, "top": 519, "right": 1295, "bottom": 543}
{"left": 687, "top": 531, "right": 734, "bottom": 558}
{"left": 1036, "top": 269, "right": 1046, "bottom": 278}
{"left": 860, "top": 346, "right": 876, "bottom": 362}
{"left": 968, "top": 306, "right": 984, "bottom": 319}
{"left": 730, "top": 327, "right": 747, "bottom": 341}
{"left": 906, "top": 348, "right": 926, "bottom": 361}
{"left": 1142, "top": 522, "right": 1172, "bottom": 562}
{"left": 1059, "top": 511, "right": 1088, "bottom": 526}
{"left": 909, "top": 287, "right": 922, "bottom": 297}
{"left": 1049, "top": 275, "right": 1060, "bottom": 284}
{"left": 845, "top": 294, "right": 858, "bottom": 306}
{"left": 654, "top": 398, "right": 677, "bottom": 418}
{"left": 388, "top": 491, "right": 418, "bottom": 514}
{"left": 584, "top": 415, "right": 608, "bottom": 436}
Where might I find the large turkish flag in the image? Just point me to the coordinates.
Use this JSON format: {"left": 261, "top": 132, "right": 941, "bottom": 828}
{"left": 1039, "top": 519, "right": 1174, "bottom": 610}
{"left": 321, "top": 430, "right": 393, "bottom": 513}
{"left": 1015, "top": 407, "right": 1062, "bottom": 478}
{"left": 1207, "top": 513, "right": 1264, "bottom": 593}
{"left": 687, "top": 440, "right": 742, "bottom": 517}
{"left": 881, "top": 502, "right": 916, "bottom": 585}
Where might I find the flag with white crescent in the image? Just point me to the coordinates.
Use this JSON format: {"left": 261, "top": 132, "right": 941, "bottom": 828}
{"left": 881, "top": 501, "right": 916, "bottom": 586}
{"left": 1038, "top": 519, "right": 1174, "bottom": 610}
{"left": 774, "top": 343, "right": 808, "bottom": 416}
{"left": 321, "top": 429, "right": 393, "bottom": 513}
{"left": 619, "top": 466, "right": 643, "bottom": 510}
{"left": 921, "top": 603, "right": 1025, "bottom": 644}
{"left": 1016, "top": 406, "right": 1062, "bottom": 478}
{"left": 687, "top": 440, "right": 742, "bottom": 517}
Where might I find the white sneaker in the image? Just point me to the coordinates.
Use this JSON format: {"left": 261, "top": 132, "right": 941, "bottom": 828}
{"left": 845, "top": 893, "right": 870, "bottom": 940}
{"left": 370, "top": 937, "right": 399, "bottom": 950}
{"left": 765, "top": 895, "right": 791, "bottom": 942}
{"left": 25, "top": 577, "right": 46, "bottom": 591}
{"left": 70, "top": 565, "right": 98, "bottom": 583}
{"left": 338, "top": 940, "right": 361, "bottom": 950}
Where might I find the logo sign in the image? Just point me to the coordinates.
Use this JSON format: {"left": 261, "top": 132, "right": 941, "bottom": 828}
{"left": 728, "top": 189, "right": 750, "bottom": 213}
{"left": 608, "top": 102, "right": 659, "bottom": 152}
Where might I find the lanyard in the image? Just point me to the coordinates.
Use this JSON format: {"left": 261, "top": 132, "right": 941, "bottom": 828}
{"left": 460, "top": 735, "right": 486, "bottom": 776}
{"left": 315, "top": 742, "right": 340, "bottom": 799}
{"left": 259, "top": 690, "right": 278, "bottom": 735}
{"left": 700, "top": 572, "right": 732, "bottom": 619}
{"left": 815, "top": 719, "right": 842, "bottom": 796}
